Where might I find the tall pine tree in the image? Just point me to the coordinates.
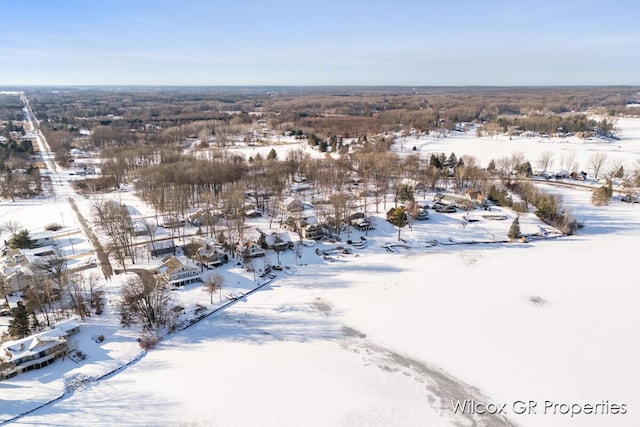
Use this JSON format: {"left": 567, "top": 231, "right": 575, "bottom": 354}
{"left": 8, "top": 303, "right": 32, "bottom": 339}
{"left": 508, "top": 216, "right": 521, "bottom": 240}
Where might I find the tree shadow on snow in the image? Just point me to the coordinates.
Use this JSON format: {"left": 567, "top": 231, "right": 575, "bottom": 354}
{"left": 165, "top": 305, "right": 343, "bottom": 347}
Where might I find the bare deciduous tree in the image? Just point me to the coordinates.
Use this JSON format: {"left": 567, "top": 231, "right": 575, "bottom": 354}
{"left": 2, "top": 220, "right": 22, "bottom": 236}
{"left": 203, "top": 273, "right": 224, "bottom": 304}
{"left": 119, "top": 274, "right": 172, "bottom": 330}
{"left": 588, "top": 153, "right": 608, "bottom": 180}
{"left": 537, "top": 151, "right": 554, "bottom": 174}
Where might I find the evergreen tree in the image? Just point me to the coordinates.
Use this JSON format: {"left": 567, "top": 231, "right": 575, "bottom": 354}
{"left": 388, "top": 206, "right": 408, "bottom": 241}
{"left": 9, "top": 229, "right": 32, "bottom": 249}
{"left": 445, "top": 152, "right": 458, "bottom": 168}
{"left": 267, "top": 148, "right": 278, "bottom": 160}
{"left": 308, "top": 134, "right": 320, "bottom": 146}
{"left": 517, "top": 161, "right": 533, "bottom": 177}
{"left": 397, "top": 184, "right": 414, "bottom": 202}
{"left": 508, "top": 216, "right": 521, "bottom": 240}
{"left": 8, "top": 303, "right": 32, "bottom": 339}
{"left": 429, "top": 153, "right": 442, "bottom": 169}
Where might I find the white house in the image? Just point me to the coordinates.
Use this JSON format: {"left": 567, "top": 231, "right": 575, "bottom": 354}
{"left": 158, "top": 256, "right": 201, "bottom": 289}
{"left": 30, "top": 231, "right": 55, "bottom": 248}
{"left": 236, "top": 240, "right": 266, "bottom": 258}
{"left": 0, "top": 248, "right": 40, "bottom": 293}
{"left": 0, "top": 319, "right": 80, "bottom": 380}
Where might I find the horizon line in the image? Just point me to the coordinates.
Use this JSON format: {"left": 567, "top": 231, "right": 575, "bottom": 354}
{"left": 2, "top": 84, "right": 640, "bottom": 90}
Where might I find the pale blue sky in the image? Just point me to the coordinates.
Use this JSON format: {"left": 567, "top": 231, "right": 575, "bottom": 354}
{"left": 1, "top": 0, "right": 638, "bottom": 86}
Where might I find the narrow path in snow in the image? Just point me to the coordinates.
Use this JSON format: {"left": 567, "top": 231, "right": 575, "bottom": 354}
{"left": 340, "top": 330, "right": 516, "bottom": 427}
{"left": 68, "top": 197, "right": 113, "bottom": 279}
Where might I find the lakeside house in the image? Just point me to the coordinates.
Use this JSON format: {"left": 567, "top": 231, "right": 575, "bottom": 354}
{"left": 256, "top": 228, "right": 293, "bottom": 251}
{"left": 158, "top": 256, "right": 201, "bottom": 289}
{"left": 0, "top": 319, "right": 80, "bottom": 380}
{"left": 284, "top": 216, "right": 324, "bottom": 240}
{"left": 197, "top": 245, "right": 229, "bottom": 269}
{"left": 236, "top": 240, "right": 266, "bottom": 258}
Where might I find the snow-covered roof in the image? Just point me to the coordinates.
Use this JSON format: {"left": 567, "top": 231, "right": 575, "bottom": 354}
{"left": 0, "top": 319, "right": 80, "bottom": 363}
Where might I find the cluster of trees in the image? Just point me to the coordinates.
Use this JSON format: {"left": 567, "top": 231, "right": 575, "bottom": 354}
{"left": 26, "top": 86, "right": 640, "bottom": 171}
{"left": 119, "top": 274, "right": 171, "bottom": 330}
{"left": 93, "top": 200, "right": 137, "bottom": 269}
{"left": 487, "top": 180, "right": 579, "bottom": 235}
{"left": 1, "top": 256, "right": 104, "bottom": 340}
{"left": 495, "top": 115, "right": 617, "bottom": 137}
{"left": 0, "top": 94, "right": 25, "bottom": 122}
{"left": 0, "top": 166, "right": 42, "bottom": 200}
{"left": 0, "top": 136, "right": 42, "bottom": 200}
{"left": 507, "top": 181, "right": 579, "bottom": 234}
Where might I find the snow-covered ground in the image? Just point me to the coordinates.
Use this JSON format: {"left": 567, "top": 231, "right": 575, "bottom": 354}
{"left": 391, "top": 119, "right": 640, "bottom": 173}
{"left": 1, "top": 110, "right": 640, "bottom": 426}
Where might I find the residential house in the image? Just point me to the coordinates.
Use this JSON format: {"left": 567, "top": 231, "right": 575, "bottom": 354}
{"left": 54, "top": 319, "right": 81, "bottom": 337}
{"left": 236, "top": 240, "right": 266, "bottom": 258}
{"left": 321, "top": 217, "right": 347, "bottom": 237}
{"left": 0, "top": 249, "right": 41, "bottom": 293}
{"left": 283, "top": 198, "right": 306, "bottom": 213}
{"left": 148, "top": 239, "right": 175, "bottom": 258}
{"left": 161, "top": 215, "right": 185, "bottom": 228}
{"left": 256, "top": 228, "right": 293, "bottom": 251}
{"left": 197, "top": 245, "right": 229, "bottom": 269}
{"left": 0, "top": 319, "right": 80, "bottom": 380}
{"left": 189, "top": 209, "right": 223, "bottom": 227}
{"left": 132, "top": 220, "right": 149, "bottom": 237}
{"left": 30, "top": 231, "right": 55, "bottom": 248}
{"left": 284, "top": 216, "right": 324, "bottom": 240}
{"left": 432, "top": 202, "right": 457, "bottom": 213}
{"left": 463, "top": 189, "right": 485, "bottom": 204}
{"left": 158, "top": 256, "right": 201, "bottom": 289}
{"left": 244, "top": 209, "right": 262, "bottom": 218}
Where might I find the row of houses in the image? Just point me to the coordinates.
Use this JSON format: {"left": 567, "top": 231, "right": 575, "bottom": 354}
{"left": 0, "top": 245, "right": 60, "bottom": 293}
{"left": 281, "top": 211, "right": 377, "bottom": 240}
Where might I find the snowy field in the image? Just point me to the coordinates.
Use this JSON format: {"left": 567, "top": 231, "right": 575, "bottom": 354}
{"left": 2, "top": 116, "right": 640, "bottom": 426}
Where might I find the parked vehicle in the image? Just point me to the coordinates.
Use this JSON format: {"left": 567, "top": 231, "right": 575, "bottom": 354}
{"left": 621, "top": 194, "right": 639, "bottom": 203}
{"left": 433, "top": 202, "right": 456, "bottom": 213}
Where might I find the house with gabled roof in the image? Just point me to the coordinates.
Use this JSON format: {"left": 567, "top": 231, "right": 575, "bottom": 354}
{"left": 256, "top": 228, "right": 293, "bottom": 251}
{"left": 463, "top": 189, "right": 485, "bottom": 203}
{"left": 236, "top": 240, "right": 266, "bottom": 258}
{"left": 197, "top": 245, "right": 229, "bottom": 269}
{"left": 283, "top": 216, "right": 324, "bottom": 240}
{"left": 157, "top": 256, "right": 201, "bottom": 289}
{"left": 0, "top": 319, "right": 80, "bottom": 380}
{"left": 0, "top": 248, "right": 41, "bottom": 293}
